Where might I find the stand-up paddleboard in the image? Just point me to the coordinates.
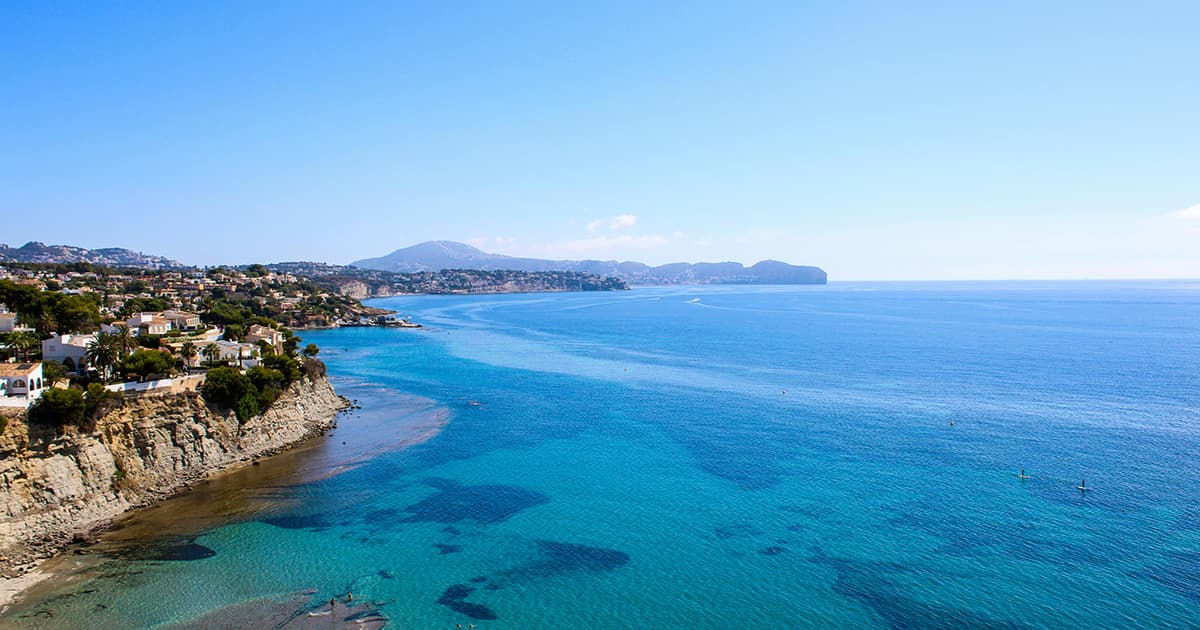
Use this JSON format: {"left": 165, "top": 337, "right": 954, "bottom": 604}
{"left": 1017, "top": 469, "right": 1030, "bottom": 479}
{"left": 1077, "top": 479, "right": 1089, "bottom": 491}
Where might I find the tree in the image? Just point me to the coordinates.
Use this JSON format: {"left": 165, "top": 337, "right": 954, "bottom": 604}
{"left": 87, "top": 333, "right": 120, "bottom": 381}
{"left": 224, "top": 324, "right": 245, "bottom": 342}
{"left": 247, "top": 365, "right": 285, "bottom": 408}
{"left": 84, "top": 383, "right": 123, "bottom": 424}
{"left": 302, "top": 343, "right": 320, "bottom": 358}
{"left": 255, "top": 339, "right": 276, "bottom": 357}
{"left": 282, "top": 329, "right": 300, "bottom": 356}
{"left": 27, "top": 387, "right": 87, "bottom": 429}
{"left": 111, "top": 325, "right": 138, "bottom": 359}
{"left": 262, "top": 353, "right": 300, "bottom": 384}
{"left": 41, "top": 361, "right": 70, "bottom": 385}
{"left": 44, "top": 293, "right": 101, "bottom": 333}
{"left": 201, "top": 366, "right": 259, "bottom": 422}
{"left": 117, "top": 349, "right": 176, "bottom": 382}
{"left": 124, "top": 280, "right": 151, "bottom": 294}
{"left": 179, "top": 341, "right": 197, "bottom": 372}
{"left": 202, "top": 342, "right": 222, "bottom": 367}
{"left": 7, "top": 331, "right": 39, "bottom": 361}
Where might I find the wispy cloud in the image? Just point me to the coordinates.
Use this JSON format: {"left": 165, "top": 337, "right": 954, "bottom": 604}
{"left": 1168, "top": 203, "right": 1200, "bottom": 219}
{"left": 587, "top": 214, "right": 637, "bottom": 233}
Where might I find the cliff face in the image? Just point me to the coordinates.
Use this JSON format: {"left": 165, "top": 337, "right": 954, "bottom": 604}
{"left": 0, "top": 375, "right": 346, "bottom": 574}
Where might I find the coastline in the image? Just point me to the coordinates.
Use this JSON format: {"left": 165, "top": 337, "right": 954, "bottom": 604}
{"left": 0, "top": 379, "right": 449, "bottom": 620}
{"left": 0, "top": 375, "right": 350, "bottom": 612}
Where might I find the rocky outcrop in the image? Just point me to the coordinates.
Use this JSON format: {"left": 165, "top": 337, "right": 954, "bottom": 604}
{"left": 0, "top": 375, "right": 346, "bottom": 575}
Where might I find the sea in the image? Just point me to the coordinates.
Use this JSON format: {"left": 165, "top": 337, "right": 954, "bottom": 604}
{"left": 3, "top": 281, "right": 1199, "bottom": 629}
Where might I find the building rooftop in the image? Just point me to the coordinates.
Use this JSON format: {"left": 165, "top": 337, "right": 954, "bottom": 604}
{"left": 0, "top": 362, "right": 41, "bottom": 377}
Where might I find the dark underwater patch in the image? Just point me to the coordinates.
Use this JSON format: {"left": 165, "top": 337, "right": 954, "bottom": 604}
{"left": 810, "top": 546, "right": 1030, "bottom": 629}
{"left": 760, "top": 546, "right": 786, "bottom": 556}
{"left": 498, "top": 540, "right": 630, "bottom": 582}
{"left": 434, "top": 543, "right": 463, "bottom": 555}
{"left": 260, "top": 513, "right": 335, "bottom": 530}
{"left": 436, "top": 584, "right": 498, "bottom": 620}
{"left": 111, "top": 540, "right": 216, "bottom": 562}
{"left": 402, "top": 480, "right": 549, "bottom": 524}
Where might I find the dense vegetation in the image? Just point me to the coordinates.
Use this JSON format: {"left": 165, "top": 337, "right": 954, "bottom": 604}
{"left": 0, "top": 279, "right": 102, "bottom": 335}
{"left": 200, "top": 354, "right": 320, "bottom": 422}
{"left": 25, "top": 384, "right": 122, "bottom": 432}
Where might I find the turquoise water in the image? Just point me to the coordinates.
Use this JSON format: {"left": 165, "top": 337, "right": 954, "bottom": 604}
{"left": 6, "top": 282, "right": 1200, "bottom": 628}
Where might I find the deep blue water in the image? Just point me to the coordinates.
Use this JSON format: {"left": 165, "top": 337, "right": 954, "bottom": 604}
{"left": 6, "top": 282, "right": 1200, "bottom": 628}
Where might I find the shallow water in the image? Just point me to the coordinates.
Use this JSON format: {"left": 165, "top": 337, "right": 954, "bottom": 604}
{"left": 4, "top": 282, "right": 1199, "bottom": 628}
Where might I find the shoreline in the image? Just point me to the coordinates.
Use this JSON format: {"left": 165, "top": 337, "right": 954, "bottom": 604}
{"left": 0, "top": 566, "right": 52, "bottom": 611}
{"left": 0, "top": 383, "right": 449, "bottom": 618}
{"left": 0, "top": 376, "right": 350, "bottom": 612}
{"left": 0, "top": 422, "right": 346, "bottom": 613}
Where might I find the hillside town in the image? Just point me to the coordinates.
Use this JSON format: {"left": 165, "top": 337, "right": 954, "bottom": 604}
{"left": 0, "top": 262, "right": 385, "bottom": 410}
{"left": 267, "top": 261, "right": 630, "bottom": 298}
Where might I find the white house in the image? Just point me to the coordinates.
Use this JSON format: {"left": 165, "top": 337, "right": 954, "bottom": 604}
{"left": 246, "top": 324, "right": 284, "bottom": 352}
{"left": 126, "top": 312, "right": 170, "bottom": 336}
{"left": 0, "top": 305, "right": 32, "bottom": 334}
{"left": 214, "top": 341, "right": 261, "bottom": 368}
{"left": 161, "top": 310, "right": 201, "bottom": 330}
{"left": 0, "top": 362, "right": 45, "bottom": 399}
{"left": 42, "top": 333, "right": 96, "bottom": 374}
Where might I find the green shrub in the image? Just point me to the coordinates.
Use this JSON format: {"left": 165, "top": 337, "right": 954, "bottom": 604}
{"left": 262, "top": 354, "right": 301, "bottom": 384}
{"left": 41, "top": 361, "right": 70, "bottom": 385}
{"left": 235, "top": 394, "right": 260, "bottom": 422}
{"left": 201, "top": 367, "right": 268, "bottom": 422}
{"left": 27, "top": 388, "right": 87, "bottom": 429}
{"left": 247, "top": 365, "right": 285, "bottom": 408}
{"left": 201, "top": 367, "right": 252, "bottom": 407}
{"left": 85, "top": 383, "right": 123, "bottom": 423}
{"left": 118, "top": 349, "right": 175, "bottom": 381}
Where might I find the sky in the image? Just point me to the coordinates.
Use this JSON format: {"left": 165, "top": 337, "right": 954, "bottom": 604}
{"left": 2, "top": 1, "right": 1198, "bottom": 280}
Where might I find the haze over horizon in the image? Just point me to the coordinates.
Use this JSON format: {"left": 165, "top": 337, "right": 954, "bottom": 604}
{"left": 3, "top": 2, "right": 1198, "bottom": 280}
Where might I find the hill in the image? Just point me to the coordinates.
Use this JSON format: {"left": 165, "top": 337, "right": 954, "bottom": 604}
{"left": 351, "top": 241, "right": 827, "bottom": 285}
{"left": 0, "top": 242, "right": 182, "bottom": 269}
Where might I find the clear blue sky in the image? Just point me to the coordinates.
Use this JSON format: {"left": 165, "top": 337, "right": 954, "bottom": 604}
{"left": 2, "top": 1, "right": 1198, "bottom": 279}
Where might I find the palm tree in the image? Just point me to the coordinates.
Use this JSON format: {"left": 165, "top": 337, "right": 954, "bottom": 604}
{"left": 111, "top": 324, "right": 138, "bottom": 359}
{"left": 87, "top": 333, "right": 120, "bottom": 382}
{"left": 8, "top": 331, "right": 40, "bottom": 361}
{"left": 202, "top": 343, "right": 221, "bottom": 368}
{"left": 179, "top": 341, "right": 197, "bottom": 373}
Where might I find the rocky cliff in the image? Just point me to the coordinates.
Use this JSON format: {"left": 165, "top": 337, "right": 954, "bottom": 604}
{"left": 0, "top": 375, "right": 346, "bottom": 575}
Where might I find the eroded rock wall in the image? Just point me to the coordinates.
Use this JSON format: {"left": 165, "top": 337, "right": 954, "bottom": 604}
{"left": 0, "top": 375, "right": 345, "bottom": 574}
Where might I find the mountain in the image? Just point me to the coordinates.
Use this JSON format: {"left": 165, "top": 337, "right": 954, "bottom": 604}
{"left": 351, "top": 241, "right": 827, "bottom": 285}
{"left": 0, "top": 241, "right": 183, "bottom": 269}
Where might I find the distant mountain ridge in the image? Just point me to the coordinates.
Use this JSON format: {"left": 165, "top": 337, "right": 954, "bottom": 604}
{"left": 351, "top": 241, "right": 827, "bottom": 285}
{"left": 0, "top": 241, "right": 182, "bottom": 268}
